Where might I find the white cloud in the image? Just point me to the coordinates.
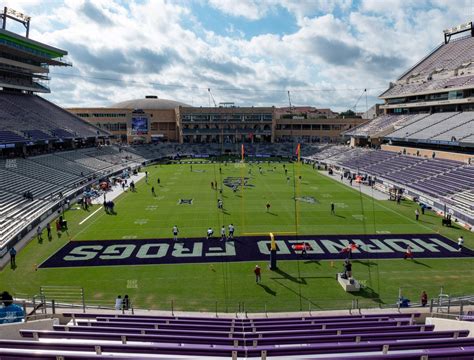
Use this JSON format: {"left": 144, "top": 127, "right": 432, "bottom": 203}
{"left": 0, "top": 0, "right": 467, "bottom": 112}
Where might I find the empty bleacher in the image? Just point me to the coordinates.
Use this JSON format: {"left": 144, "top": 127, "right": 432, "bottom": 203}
{"left": 331, "top": 148, "right": 473, "bottom": 199}
{"left": 387, "top": 112, "right": 459, "bottom": 139}
{"left": 1, "top": 312, "right": 472, "bottom": 358}
{"left": 0, "top": 92, "right": 107, "bottom": 145}
{"left": 0, "top": 146, "right": 144, "bottom": 246}
{"left": 344, "top": 113, "right": 430, "bottom": 138}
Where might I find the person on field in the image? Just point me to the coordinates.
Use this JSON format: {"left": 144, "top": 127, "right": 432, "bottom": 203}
{"left": 254, "top": 265, "right": 261, "bottom": 283}
{"left": 404, "top": 245, "right": 413, "bottom": 260}
{"left": 458, "top": 236, "right": 464, "bottom": 251}
{"left": 173, "top": 225, "right": 179, "bottom": 241}
{"left": 55, "top": 219, "right": 61, "bottom": 235}
{"left": 151, "top": 186, "right": 155, "bottom": 196}
{"left": 331, "top": 203, "right": 335, "bottom": 215}
{"left": 9, "top": 247, "right": 16, "bottom": 268}
{"left": 266, "top": 202, "right": 271, "bottom": 212}
{"left": 46, "top": 223, "right": 51, "bottom": 240}
{"left": 228, "top": 224, "right": 235, "bottom": 239}
{"left": 206, "top": 227, "right": 214, "bottom": 239}
{"left": 36, "top": 226, "right": 42, "bottom": 241}
{"left": 343, "top": 259, "right": 352, "bottom": 278}
{"left": 220, "top": 226, "right": 226, "bottom": 241}
{"left": 415, "top": 209, "right": 420, "bottom": 221}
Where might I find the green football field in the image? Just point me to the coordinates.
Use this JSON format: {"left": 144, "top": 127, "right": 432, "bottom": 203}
{"left": 1, "top": 161, "right": 473, "bottom": 312}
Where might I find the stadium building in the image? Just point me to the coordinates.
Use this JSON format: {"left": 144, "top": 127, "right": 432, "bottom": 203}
{"left": 70, "top": 99, "right": 365, "bottom": 145}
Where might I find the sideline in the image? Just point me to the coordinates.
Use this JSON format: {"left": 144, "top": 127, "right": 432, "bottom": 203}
{"left": 78, "top": 206, "right": 103, "bottom": 225}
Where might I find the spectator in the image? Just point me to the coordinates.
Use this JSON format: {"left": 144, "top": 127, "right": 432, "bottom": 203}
{"left": 122, "top": 295, "right": 130, "bottom": 311}
{"left": 0, "top": 292, "right": 24, "bottom": 324}
{"left": 9, "top": 247, "right": 16, "bottom": 268}
{"left": 421, "top": 291, "right": 428, "bottom": 307}
{"left": 115, "top": 295, "right": 122, "bottom": 310}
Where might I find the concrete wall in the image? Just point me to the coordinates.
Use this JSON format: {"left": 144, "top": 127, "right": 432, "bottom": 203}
{"left": 0, "top": 319, "right": 57, "bottom": 340}
{"left": 381, "top": 144, "right": 472, "bottom": 163}
{"left": 426, "top": 317, "right": 474, "bottom": 337}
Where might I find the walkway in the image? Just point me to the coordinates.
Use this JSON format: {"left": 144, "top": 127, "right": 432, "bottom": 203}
{"left": 319, "top": 170, "right": 389, "bottom": 201}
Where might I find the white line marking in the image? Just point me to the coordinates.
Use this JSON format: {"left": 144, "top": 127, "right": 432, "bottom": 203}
{"left": 79, "top": 207, "right": 103, "bottom": 225}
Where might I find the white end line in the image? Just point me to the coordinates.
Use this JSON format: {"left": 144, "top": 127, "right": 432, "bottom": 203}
{"left": 79, "top": 206, "right": 103, "bottom": 225}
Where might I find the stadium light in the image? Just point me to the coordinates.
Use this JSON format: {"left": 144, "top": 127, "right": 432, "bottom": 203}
{"left": 6, "top": 7, "right": 31, "bottom": 22}
{"left": 2, "top": 7, "right": 32, "bottom": 37}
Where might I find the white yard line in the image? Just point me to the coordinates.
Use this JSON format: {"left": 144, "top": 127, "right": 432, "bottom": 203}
{"left": 79, "top": 206, "right": 103, "bottom": 225}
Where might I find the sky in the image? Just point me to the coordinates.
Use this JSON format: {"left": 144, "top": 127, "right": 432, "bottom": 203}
{"left": 3, "top": 0, "right": 474, "bottom": 111}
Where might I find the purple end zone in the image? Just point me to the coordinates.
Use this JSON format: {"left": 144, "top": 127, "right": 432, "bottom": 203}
{"left": 39, "top": 234, "right": 473, "bottom": 268}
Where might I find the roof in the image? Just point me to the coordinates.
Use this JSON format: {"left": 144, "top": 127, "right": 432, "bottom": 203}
{"left": 110, "top": 97, "right": 191, "bottom": 110}
{"left": 0, "top": 29, "right": 67, "bottom": 58}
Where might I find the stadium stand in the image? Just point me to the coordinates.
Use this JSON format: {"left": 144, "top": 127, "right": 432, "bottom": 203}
{"left": 344, "top": 114, "right": 429, "bottom": 138}
{"left": 382, "top": 34, "right": 474, "bottom": 98}
{"left": 304, "top": 144, "right": 473, "bottom": 218}
{"left": 0, "top": 92, "right": 107, "bottom": 145}
{"left": 0, "top": 146, "right": 144, "bottom": 246}
{"left": 0, "top": 312, "right": 472, "bottom": 358}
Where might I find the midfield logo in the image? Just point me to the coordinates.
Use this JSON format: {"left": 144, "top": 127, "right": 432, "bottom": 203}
{"left": 39, "top": 234, "right": 473, "bottom": 269}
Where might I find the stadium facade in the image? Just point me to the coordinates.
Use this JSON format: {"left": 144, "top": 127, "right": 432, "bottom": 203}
{"left": 69, "top": 98, "right": 365, "bottom": 144}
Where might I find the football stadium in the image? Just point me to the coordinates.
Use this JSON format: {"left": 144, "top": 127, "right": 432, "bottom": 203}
{"left": 0, "top": 4, "right": 473, "bottom": 359}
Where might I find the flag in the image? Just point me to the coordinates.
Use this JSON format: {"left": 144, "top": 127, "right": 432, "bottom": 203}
{"left": 241, "top": 143, "right": 245, "bottom": 161}
{"left": 295, "top": 143, "right": 301, "bottom": 162}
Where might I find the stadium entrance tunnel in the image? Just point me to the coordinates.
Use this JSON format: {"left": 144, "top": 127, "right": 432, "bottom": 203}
{"left": 39, "top": 234, "right": 473, "bottom": 268}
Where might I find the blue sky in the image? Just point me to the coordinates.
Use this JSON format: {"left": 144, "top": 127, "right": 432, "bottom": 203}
{"left": 3, "top": 0, "right": 472, "bottom": 111}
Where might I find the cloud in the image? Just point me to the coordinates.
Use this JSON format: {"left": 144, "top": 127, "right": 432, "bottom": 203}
{"left": 80, "top": 1, "right": 114, "bottom": 26}
{"left": 20, "top": 0, "right": 469, "bottom": 113}
{"left": 207, "top": 0, "right": 270, "bottom": 20}
{"left": 198, "top": 57, "right": 255, "bottom": 76}
{"left": 310, "top": 36, "right": 362, "bottom": 66}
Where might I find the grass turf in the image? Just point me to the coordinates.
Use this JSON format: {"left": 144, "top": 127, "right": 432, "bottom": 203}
{"left": 1, "top": 161, "right": 473, "bottom": 312}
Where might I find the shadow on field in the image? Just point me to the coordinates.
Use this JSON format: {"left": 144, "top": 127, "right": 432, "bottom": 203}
{"left": 273, "top": 268, "right": 306, "bottom": 284}
{"left": 267, "top": 212, "right": 278, "bottom": 216}
{"left": 303, "top": 259, "right": 321, "bottom": 265}
{"left": 258, "top": 283, "right": 276, "bottom": 296}
{"left": 412, "top": 259, "right": 432, "bottom": 268}
{"left": 355, "top": 287, "right": 384, "bottom": 304}
{"left": 353, "top": 260, "right": 378, "bottom": 267}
